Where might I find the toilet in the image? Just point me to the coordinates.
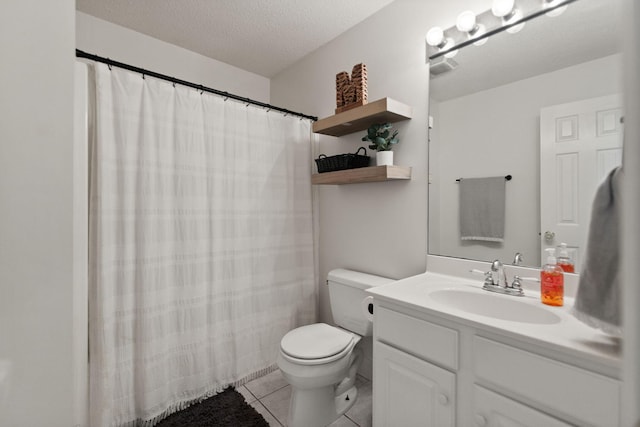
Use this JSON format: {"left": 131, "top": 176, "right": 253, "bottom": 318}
{"left": 277, "top": 268, "right": 393, "bottom": 427}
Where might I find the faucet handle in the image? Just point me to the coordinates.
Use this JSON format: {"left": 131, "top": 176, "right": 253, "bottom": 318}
{"left": 510, "top": 275, "right": 540, "bottom": 292}
{"left": 511, "top": 275, "right": 523, "bottom": 289}
{"left": 470, "top": 269, "right": 494, "bottom": 287}
{"left": 505, "top": 275, "right": 526, "bottom": 296}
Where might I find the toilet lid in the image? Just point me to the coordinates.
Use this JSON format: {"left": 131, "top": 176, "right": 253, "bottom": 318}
{"left": 281, "top": 323, "right": 354, "bottom": 360}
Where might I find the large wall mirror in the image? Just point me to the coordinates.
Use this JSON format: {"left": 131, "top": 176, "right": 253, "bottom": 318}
{"left": 428, "top": 0, "right": 623, "bottom": 270}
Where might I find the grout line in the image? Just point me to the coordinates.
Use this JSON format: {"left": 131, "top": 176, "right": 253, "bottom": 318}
{"left": 253, "top": 383, "right": 288, "bottom": 400}
{"left": 257, "top": 396, "right": 285, "bottom": 427}
{"left": 345, "top": 413, "right": 360, "bottom": 426}
{"left": 241, "top": 385, "right": 259, "bottom": 403}
{"left": 255, "top": 400, "right": 285, "bottom": 427}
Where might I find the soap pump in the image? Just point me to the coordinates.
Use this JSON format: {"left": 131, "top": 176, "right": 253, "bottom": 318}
{"left": 540, "top": 248, "right": 564, "bottom": 306}
{"left": 556, "top": 243, "right": 575, "bottom": 273}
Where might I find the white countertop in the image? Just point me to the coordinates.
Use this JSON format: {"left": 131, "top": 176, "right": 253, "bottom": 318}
{"left": 366, "top": 271, "right": 621, "bottom": 377}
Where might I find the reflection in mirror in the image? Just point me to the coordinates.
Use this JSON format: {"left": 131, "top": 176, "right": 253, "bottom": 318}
{"left": 428, "top": 0, "right": 623, "bottom": 269}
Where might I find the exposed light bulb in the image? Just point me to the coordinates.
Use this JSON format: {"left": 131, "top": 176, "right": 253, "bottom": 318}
{"left": 492, "top": 0, "right": 515, "bottom": 17}
{"left": 456, "top": 11, "right": 477, "bottom": 32}
{"left": 426, "top": 27, "right": 445, "bottom": 47}
{"left": 426, "top": 27, "right": 457, "bottom": 57}
{"left": 543, "top": 0, "right": 568, "bottom": 17}
{"left": 456, "top": 11, "right": 488, "bottom": 46}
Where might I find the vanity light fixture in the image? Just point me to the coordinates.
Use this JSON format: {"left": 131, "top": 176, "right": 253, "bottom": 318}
{"left": 491, "top": 0, "right": 526, "bottom": 34}
{"left": 426, "top": 0, "right": 577, "bottom": 67}
{"left": 426, "top": 27, "right": 458, "bottom": 58}
{"left": 456, "top": 11, "right": 488, "bottom": 46}
{"left": 542, "top": 0, "right": 568, "bottom": 17}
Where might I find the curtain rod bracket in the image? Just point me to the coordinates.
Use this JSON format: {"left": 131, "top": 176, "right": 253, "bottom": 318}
{"left": 456, "top": 175, "right": 512, "bottom": 182}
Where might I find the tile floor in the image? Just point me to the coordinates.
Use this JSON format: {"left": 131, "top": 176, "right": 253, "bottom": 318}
{"left": 238, "top": 369, "right": 372, "bottom": 427}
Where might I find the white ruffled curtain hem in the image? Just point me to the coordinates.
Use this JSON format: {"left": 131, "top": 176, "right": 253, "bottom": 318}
{"left": 123, "top": 364, "right": 278, "bottom": 427}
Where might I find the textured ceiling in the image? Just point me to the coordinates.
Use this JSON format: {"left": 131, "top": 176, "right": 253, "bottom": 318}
{"left": 76, "top": 0, "right": 395, "bottom": 78}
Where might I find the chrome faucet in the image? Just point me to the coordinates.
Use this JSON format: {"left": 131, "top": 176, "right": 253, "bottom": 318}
{"left": 476, "top": 259, "right": 524, "bottom": 296}
{"left": 490, "top": 259, "right": 507, "bottom": 287}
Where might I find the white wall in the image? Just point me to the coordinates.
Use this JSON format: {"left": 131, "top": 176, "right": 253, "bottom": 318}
{"left": 72, "top": 62, "right": 89, "bottom": 427}
{"left": 270, "top": 0, "right": 494, "bottom": 324}
{"left": 76, "top": 12, "right": 270, "bottom": 103}
{"left": 430, "top": 54, "right": 622, "bottom": 266}
{"left": 0, "top": 1, "right": 76, "bottom": 426}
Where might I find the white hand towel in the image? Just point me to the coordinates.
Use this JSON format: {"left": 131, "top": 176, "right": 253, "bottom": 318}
{"left": 459, "top": 176, "right": 506, "bottom": 242}
{"left": 572, "top": 167, "right": 622, "bottom": 336}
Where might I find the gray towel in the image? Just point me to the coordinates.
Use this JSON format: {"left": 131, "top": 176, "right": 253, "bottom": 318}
{"left": 572, "top": 167, "right": 622, "bottom": 336}
{"left": 459, "top": 177, "right": 506, "bottom": 242}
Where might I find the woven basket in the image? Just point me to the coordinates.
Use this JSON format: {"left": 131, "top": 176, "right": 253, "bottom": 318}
{"left": 315, "top": 147, "right": 370, "bottom": 173}
{"left": 348, "top": 147, "right": 370, "bottom": 169}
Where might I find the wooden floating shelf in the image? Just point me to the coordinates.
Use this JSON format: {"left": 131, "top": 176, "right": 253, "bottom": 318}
{"left": 312, "top": 165, "right": 412, "bottom": 185}
{"left": 312, "top": 97, "right": 413, "bottom": 137}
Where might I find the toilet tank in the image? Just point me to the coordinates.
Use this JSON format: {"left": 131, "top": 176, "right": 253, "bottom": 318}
{"left": 328, "top": 269, "right": 394, "bottom": 336}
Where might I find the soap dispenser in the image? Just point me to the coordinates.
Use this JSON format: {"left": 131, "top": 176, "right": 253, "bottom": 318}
{"left": 556, "top": 243, "right": 575, "bottom": 273}
{"left": 541, "top": 248, "right": 564, "bottom": 306}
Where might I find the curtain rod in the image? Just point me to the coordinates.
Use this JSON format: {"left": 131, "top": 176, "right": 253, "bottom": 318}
{"left": 76, "top": 49, "right": 318, "bottom": 122}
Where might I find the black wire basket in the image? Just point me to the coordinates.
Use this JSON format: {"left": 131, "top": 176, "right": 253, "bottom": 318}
{"left": 315, "top": 147, "right": 370, "bottom": 173}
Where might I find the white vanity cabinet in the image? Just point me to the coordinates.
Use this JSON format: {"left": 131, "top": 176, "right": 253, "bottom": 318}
{"left": 373, "top": 306, "right": 458, "bottom": 426}
{"left": 473, "top": 336, "right": 620, "bottom": 427}
{"left": 374, "top": 341, "right": 455, "bottom": 426}
{"left": 372, "top": 302, "right": 621, "bottom": 427}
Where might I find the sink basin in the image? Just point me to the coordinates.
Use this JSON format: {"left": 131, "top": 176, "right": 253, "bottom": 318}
{"left": 429, "top": 289, "right": 562, "bottom": 324}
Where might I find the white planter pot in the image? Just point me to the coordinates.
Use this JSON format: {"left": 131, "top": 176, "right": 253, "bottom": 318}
{"left": 376, "top": 151, "right": 394, "bottom": 166}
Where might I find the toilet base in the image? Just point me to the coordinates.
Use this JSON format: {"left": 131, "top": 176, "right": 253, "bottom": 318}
{"left": 284, "top": 347, "right": 362, "bottom": 427}
{"left": 288, "top": 384, "right": 358, "bottom": 427}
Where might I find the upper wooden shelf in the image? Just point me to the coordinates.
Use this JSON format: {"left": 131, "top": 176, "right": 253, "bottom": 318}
{"left": 312, "top": 165, "right": 412, "bottom": 185}
{"left": 312, "top": 98, "right": 413, "bottom": 137}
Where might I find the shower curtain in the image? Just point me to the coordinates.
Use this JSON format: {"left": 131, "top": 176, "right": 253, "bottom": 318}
{"left": 88, "top": 63, "right": 316, "bottom": 426}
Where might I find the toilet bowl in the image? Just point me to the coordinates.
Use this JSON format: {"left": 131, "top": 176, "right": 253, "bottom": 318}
{"left": 277, "top": 269, "right": 393, "bottom": 427}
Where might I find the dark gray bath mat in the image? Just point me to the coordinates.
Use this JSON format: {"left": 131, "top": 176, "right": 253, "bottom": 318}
{"left": 155, "top": 387, "right": 269, "bottom": 427}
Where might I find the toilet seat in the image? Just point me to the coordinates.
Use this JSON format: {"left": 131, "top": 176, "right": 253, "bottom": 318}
{"left": 280, "top": 323, "right": 356, "bottom": 366}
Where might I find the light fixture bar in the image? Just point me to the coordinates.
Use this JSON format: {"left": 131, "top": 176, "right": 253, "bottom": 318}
{"left": 428, "top": 0, "right": 578, "bottom": 61}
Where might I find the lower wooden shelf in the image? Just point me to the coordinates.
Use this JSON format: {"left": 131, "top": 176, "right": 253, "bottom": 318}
{"left": 312, "top": 165, "right": 412, "bottom": 185}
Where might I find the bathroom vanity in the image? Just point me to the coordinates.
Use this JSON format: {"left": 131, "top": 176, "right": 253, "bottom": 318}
{"left": 367, "top": 259, "right": 621, "bottom": 427}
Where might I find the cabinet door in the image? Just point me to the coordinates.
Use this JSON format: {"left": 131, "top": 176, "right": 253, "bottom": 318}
{"left": 373, "top": 341, "right": 455, "bottom": 427}
{"left": 473, "top": 386, "right": 572, "bottom": 427}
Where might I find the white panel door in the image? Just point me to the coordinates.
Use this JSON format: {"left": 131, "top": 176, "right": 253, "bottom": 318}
{"left": 473, "top": 386, "right": 572, "bottom": 427}
{"left": 540, "top": 94, "right": 623, "bottom": 270}
{"left": 373, "top": 341, "right": 455, "bottom": 427}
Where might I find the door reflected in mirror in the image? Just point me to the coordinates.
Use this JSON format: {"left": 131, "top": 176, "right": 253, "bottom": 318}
{"left": 428, "top": 0, "right": 623, "bottom": 269}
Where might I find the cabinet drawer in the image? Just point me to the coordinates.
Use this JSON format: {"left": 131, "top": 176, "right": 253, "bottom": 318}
{"left": 474, "top": 336, "right": 620, "bottom": 427}
{"left": 473, "top": 385, "right": 572, "bottom": 427}
{"left": 376, "top": 306, "right": 458, "bottom": 370}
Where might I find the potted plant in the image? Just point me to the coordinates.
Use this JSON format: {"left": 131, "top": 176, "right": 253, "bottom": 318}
{"left": 361, "top": 123, "right": 399, "bottom": 166}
